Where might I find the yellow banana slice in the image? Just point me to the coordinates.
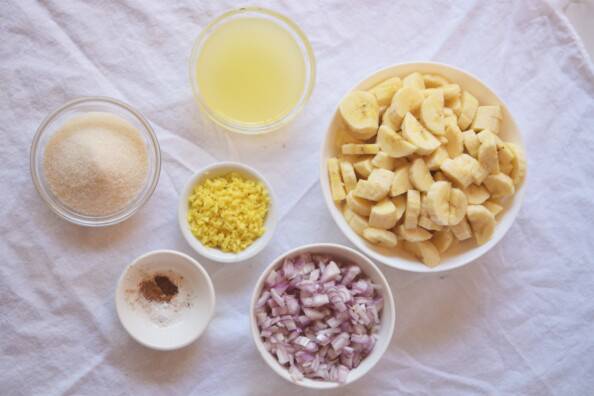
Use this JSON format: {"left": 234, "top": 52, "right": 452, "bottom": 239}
{"left": 458, "top": 91, "right": 479, "bottom": 130}
{"left": 466, "top": 204, "right": 496, "bottom": 245}
{"left": 376, "top": 125, "right": 417, "bottom": 158}
{"left": 369, "top": 198, "right": 399, "bottom": 229}
{"left": 472, "top": 105, "right": 502, "bottom": 134}
{"left": 328, "top": 158, "right": 346, "bottom": 201}
{"left": 363, "top": 227, "right": 398, "bottom": 247}
{"left": 346, "top": 191, "right": 373, "bottom": 216}
{"left": 484, "top": 173, "right": 515, "bottom": 198}
{"left": 390, "top": 165, "right": 412, "bottom": 197}
{"left": 401, "top": 113, "right": 441, "bottom": 155}
{"left": 339, "top": 91, "right": 380, "bottom": 140}
{"left": 404, "top": 189, "right": 421, "bottom": 229}
{"left": 409, "top": 158, "right": 434, "bottom": 192}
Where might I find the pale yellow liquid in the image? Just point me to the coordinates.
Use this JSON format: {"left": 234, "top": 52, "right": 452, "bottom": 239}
{"left": 196, "top": 17, "right": 307, "bottom": 125}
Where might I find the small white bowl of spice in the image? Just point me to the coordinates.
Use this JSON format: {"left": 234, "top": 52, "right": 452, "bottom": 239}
{"left": 178, "top": 162, "right": 277, "bottom": 263}
{"left": 115, "top": 249, "right": 215, "bottom": 351}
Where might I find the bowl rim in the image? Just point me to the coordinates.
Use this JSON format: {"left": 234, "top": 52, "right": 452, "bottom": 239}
{"left": 188, "top": 6, "right": 316, "bottom": 135}
{"left": 114, "top": 249, "right": 216, "bottom": 351}
{"left": 30, "top": 95, "right": 161, "bottom": 227}
{"left": 249, "top": 243, "right": 396, "bottom": 389}
{"left": 178, "top": 161, "right": 278, "bottom": 264}
{"left": 320, "top": 61, "right": 526, "bottom": 273}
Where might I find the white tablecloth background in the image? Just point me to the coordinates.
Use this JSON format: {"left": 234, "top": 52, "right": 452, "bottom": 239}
{"left": 1, "top": 1, "right": 593, "bottom": 395}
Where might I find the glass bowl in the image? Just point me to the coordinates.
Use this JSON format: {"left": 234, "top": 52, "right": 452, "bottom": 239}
{"left": 189, "top": 7, "right": 316, "bottom": 135}
{"left": 30, "top": 96, "right": 161, "bottom": 227}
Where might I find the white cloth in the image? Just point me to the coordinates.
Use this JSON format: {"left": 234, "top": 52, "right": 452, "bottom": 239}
{"left": 1, "top": 1, "right": 593, "bottom": 395}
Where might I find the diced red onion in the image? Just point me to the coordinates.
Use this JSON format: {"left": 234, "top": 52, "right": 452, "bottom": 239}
{"left": 256, "top": 253, "right": 383, "bottom": 384}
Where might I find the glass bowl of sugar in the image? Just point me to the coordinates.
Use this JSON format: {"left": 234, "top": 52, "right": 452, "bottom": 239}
{"left": 30, "top": 97, "right": 161, "bottom": 227}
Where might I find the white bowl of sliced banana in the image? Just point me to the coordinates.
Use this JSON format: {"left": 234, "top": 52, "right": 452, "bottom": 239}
{"left": 321, "top": 62, "right": 527, "bottom": 272}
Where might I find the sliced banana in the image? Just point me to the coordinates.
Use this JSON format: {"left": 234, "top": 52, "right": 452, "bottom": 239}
{"left": 425, "top": 146, "right": 449, "bottom": 171}
{"left": 484, "top": 200, "right": 504, "bottom": 216}
{"left": 346, "top": 191, "right": 373, "bottom": 216}
{"left": 404, "top": 189, "right": 421, "bottom": 229}
{"left": 464, "top": 184, "right": 490, "bottom": 204}
{"left": 403, "top": 72, "right": 425, "bottom": 90}
{"left": 483, "top": 173, "right": 515, "bottom": 198}
{"left": 498, "top": 143, "right": 515, "bottom": 175}
{"left": 353, "top": 180, "right": 387, "bottom": 201}
{"left": 392, "top": 86, "right": 424, "bottom": 118}
{"left": 403, "top": 240, "right": 440, "bottom": 267}
{"left": 440, "top": 154, "right": 478, "bottom": 188}
{"left": 353, "top": 158, "right": 374, "bottom": 179}
{"left": 376, "top": 125, "right": 417, "bottom": 158}
{"left": 458, "top": 91, "right": 479, "bottom": 130}
{"left": 328, "top": 158, "right": 346, "bottom": 201}
{"left": 420, "top": 90, "right": 445, "bottom": 135}
{"left": 368, "top": 168, "right": 394, "bottom": 192}
{"left": 369, "top": 77, "right": 402, "bottom": 107}
{"left": 451, "top": 217, "right": 472, "bottom": 241}
{"left": 339, "top": 91, "right": 380, "bottom": 140}
{"left": 363, "top": 227, "right": 398, "bottom": 247}
{"left": 342, "top": 143, "right": 380, "bottom": 155}
{"left": 409, "top": 158, "right": 434, "bottom": 192}
{"left": 462, "top": 130, "right": 480, "bottom": 157}
{"left": 401, "top": 113, "right": 441, "bottom": 155}
{"left": 472, "top": 105, "right": 502, "bottom": 134}
{"left": 425, "top": 84, "right": 461, "bottom": 101}
{"left": 382, "top": 104, "right": 403, "bottom": 131}
{"left": 477, "top": 130, "right": 500, "bottom": 174}
{"left": 369, "top": 198, "right": 399, "bottom": 229}
{"left": 466, "top": 205, "right": 496, "bottom": 245}
{"left": 423, "top": 74, "right": 449, "bottom": 88}
{"left": 445, "top": 115, "right": 464, "bottom": 157}
{"left": 432, "top": 230, "right": 454, "bottom": 253}
{"left": 508, "top": 143, "right": 526, "bottom": 187}
{"left": 339, "top": 160, "right": 357, "bottom": 192}
{"left": 390, "top": 165, "right": 412, "bottom": 197}
{"left": 418, "top": 215, "right": 443, "bottom": 231}
{"left": 398, "top": 224, "right": 432, "bottom": 242}
{"left": 344, "top": 207, "right": 369, "bottom": 236}
{"left": 425, "top": 181, "right": 468, "bottom": 226}
{"left": 392, "top": 194, "right": 406, "bottom": 221}
{"left": 371, "top": 151, "right": 396, "bottom": 170}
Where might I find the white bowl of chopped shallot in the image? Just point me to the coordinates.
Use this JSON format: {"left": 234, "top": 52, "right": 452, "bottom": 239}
{"left": 250, "top": 243, "right": 395, "bottom": 389}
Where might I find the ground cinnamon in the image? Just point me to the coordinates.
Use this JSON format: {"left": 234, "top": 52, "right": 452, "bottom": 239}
{"left": 139, "top": 274, "right": 178, "bottom": 302}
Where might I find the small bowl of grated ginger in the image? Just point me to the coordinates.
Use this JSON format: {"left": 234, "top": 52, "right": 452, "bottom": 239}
{"left": 178, "top": 162, "right": 277, "bottom": 263}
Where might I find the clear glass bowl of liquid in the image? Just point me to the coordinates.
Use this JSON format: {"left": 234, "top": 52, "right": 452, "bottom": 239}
{"left": 190, "top": 7, "right": 316, "bottom": 134}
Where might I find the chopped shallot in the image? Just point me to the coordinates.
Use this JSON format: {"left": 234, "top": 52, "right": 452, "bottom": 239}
{"left": 255, "top": 253, "right": 382, "bottom": 384}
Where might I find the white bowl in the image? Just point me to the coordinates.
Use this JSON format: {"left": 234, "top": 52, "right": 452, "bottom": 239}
{"left": 320, "top": 62, "right": 526, "bottom": 273}
{"left": 115, "top": 249, "right": 215, "bottom": 350}
{"left": 249, "top": 243, "right": 396, "bottom": 389}
{"left": 178, "top": 162, "right": 277, "bottom": 263}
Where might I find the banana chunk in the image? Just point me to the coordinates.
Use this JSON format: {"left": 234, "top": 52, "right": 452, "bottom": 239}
{"left": 508, "top": 143, "right": 526, "bottom": 187}
{"left": 466, "top": 205, "right": 496, "bottom": 245}
{"left": 382, "top": 104, "right": 404, "bottom": 130}
{"left": 484, "top": 200, "right": 504, "bottom": 216}
{"left": 353, "top": 180, "right": 387, "bottom": 201}
{"left": 392, "top": 195, "right": 407, "bottom": 221}
{"left": 432, "top": 230, "right": 454, "bottom": 253}
{"left": 328, "top": 158, "right": 346, "bottom": 201}
{"left": 472, "top": 105, "right": 502, "bottom": 134}
{"left": 369, "top": 77, "right": 402, "bottom": 107}
{"left": 462, "top": 130, "right": 480, "bottom": 157}
{"left": 344, "top": 207, "right": 369, "bottom": 236}
{"left": 342, "top": 143, "right": 380, "bottom": 155}
{"left": 339, "top": 91, "right": 380, "bottom": 140}
{"left": 464, "top": 184, "right": 490, "bottom": 204}
{"left": 401, "top": 113, "right": 441, "bottom": 155}
{"left": 458, "top": 91, "right": 479, "bottom": 130}
{"left": 369, "top": 198, "right": 399, "bottom": 229}
{"left": 340, "top": 160, "right": 357, "bottom": 192}
{"left": 363, "top": 227, "right": 398, "bottom": 247}
{"left": 409, "top": 158, "right": 434, "bottom": 192}
{"left": 390, "top": 165, "right": 412, "bottom": 197}
{"left": 425, "top": 181, "right": 468, "bottom": 226}
{"left": 403, "top": 72, "right": 425, "bottom": 90}
{"left": 425, "top": 146, "right": 449, "bottom": 171}
{"left": 498, "top": 143, "right": 515, "bottom": 175}
{"left": 418, "top": 215, "right": 443, "bottom": 231}
{"left": 445, "top": 115, "right": 464, "bottom": 157}
{"left": 483, "top": 173, "right": 515, "bottom": 198}
{"left": 368, "top": 168, "right": 394, "bottom": 192}
{"left": 377, "top": 125, "right": 417, "bottom": 158}
{"left": 392, "top": 86, "right": 424, "bottom": 119}
{"left": 451, "top": 217, "right": 473, "bottom": 241}
{"left": 346, "top": 191, "right": 373, "bottom": 216}
{"left": 446, "top": 95, "right": 462, "bottom": 117}
{"left": 420, "top": 90, "right": 445, "bottom": 135}
{"left": 353, "top": 159, "right": 374, "bottom": 178}
{"left": 404, "top": 189, "right": 421, "bottom": 229}
{"left": 477, "top": 130, "right": 500, "bottom": 174}
{"left": 398, "top": 224, "right": 432, "bottom": 242}
{"left": 404, "top": 240, "right": 440, "bottom": 267}
{"left": 424, "top": 84, "right": 461, "bottom": 101}
{"left": 423, "top": 74, "right": 449, "bottom": 88}
{"left": 440, "top": 154, "right": 479, "bottom": 188}
{"left": 371, "top": 151, "right": 396, "bottom": 170}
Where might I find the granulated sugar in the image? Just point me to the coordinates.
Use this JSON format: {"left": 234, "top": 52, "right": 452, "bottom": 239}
{"left": 43, "top": 112, "right": 148, "bottom": 216}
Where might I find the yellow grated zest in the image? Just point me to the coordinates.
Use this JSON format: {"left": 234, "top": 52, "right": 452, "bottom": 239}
{"left": 187, "top": 172, "right": 270, "bottom": 253}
